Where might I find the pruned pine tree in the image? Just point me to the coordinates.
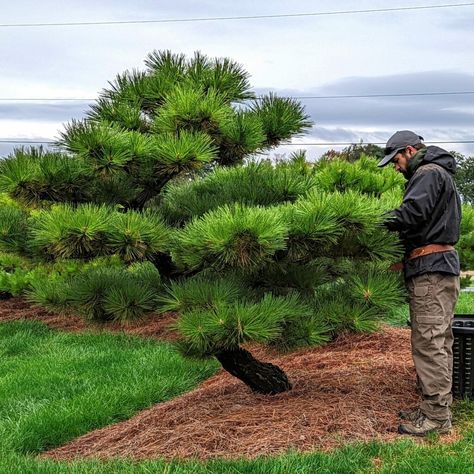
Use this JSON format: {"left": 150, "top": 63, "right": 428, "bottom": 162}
{"left": 0, "top": 50, "right": 408, "bottom": 394}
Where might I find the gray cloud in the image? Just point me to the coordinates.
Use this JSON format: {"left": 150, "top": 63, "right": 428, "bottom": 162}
{"left": 3, "top": 70, "right": 473, "bottom": 125}
{"left": 2, "top": 70, "right": 474, "bottom": 158}
{"left": 257, "top": 71, "right": 474, "bottom": 128}
{"left": 0, "top": 103, "right": 89, "bottom": 121}
{"left": 439, "top": 14, "right": 474, "bottom": 30}
{"left": 0, "top": 141, "right": 58, "bottom": 158}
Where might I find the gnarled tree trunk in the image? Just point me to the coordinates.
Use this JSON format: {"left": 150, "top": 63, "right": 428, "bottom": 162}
{"left": 215, "top": 346, "right": 292, "bottom": 395}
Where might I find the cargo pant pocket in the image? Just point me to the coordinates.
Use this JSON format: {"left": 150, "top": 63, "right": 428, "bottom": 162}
{"left": 409, "top": 277, "right": 445, "bottom": 324}
{"left": 411, "top": 284, "right": 444, "bottom": 331}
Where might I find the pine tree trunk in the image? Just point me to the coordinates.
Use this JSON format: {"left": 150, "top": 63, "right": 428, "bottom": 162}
{"left": 215, "top": 346, "right": 292, "bottom": 395}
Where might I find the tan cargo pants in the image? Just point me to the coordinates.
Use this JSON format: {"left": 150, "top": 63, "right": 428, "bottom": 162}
{"left": 406, "top": 272, "right": 460, "bottom": 421}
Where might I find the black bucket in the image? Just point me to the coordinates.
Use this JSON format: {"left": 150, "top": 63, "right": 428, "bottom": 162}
{"left": 453, "top": 314, "right": 474, "bottom": 400}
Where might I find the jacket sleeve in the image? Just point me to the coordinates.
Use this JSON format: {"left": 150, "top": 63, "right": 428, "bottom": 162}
{"left": 383, "top": 167, "right": 443, "bottom": 232}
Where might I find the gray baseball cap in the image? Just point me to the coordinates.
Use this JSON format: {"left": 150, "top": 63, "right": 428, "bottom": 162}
{"left": 377, "top": 130, "right": 424, "bottom": 167}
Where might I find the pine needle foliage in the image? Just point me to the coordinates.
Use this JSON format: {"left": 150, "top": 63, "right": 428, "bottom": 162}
{"left": 0, "top": 148, "right": 92, "bottom": 206}
{"left": 25, "top": 279, "right": 72, "bottom": 314}
{"left": 0, "top": 251, "right": 30, "bottom": 273}
{"left": 314, "top": 156, "right": 405, "bottom": 196}
{"left": 144, "top": 50, "right": 254, "bottom": 102}
{"left": 348, "top": 306, "right": 381, "bottom": 333}
{"left": 281, "top": 200, "right": 342, "bottom": 262}
{"left": 36, "top": 152, "right": 92, "bottom": 202}
{"left": 346, "top": 265, "right": 406, "bottom": 311}
{"left": 5, "top": 50, "right": 311, "bottom": 211}
{"left": 303, "top": 190, "right": 383, "bottom": 233}
{"left": 176, "top": 293, "right": 313, "bottom": 357}
{"left": 159, "top": 160, "right": 318, "bottom": 225}
{"left": 103, "top": 283, "right": 157, "bottom": 322}
{"left": 378, "top": 187, "right": 405, "bottom": 212}
{"left": 356, "top": 227, "right": 403, "bottom": 262}
{"left": 249, "top": 93, "right": 312, "bottom": 146}
{"left": 152, "top": 85, "right": 233, "bottom": 135}
{"left": 185, "top": 52, "right": 254, "bottom": 101}
{"left": 218, "top": 112, "right": 266, "bottom": 164}
{"left": 144, "top": 50, "right": 187, "bottom": 78}
{"left": 126, "top": 261, "right": 162, "bottom": 289}
{"left": 89, "top": 96, "right": 146, "bottom": 132}
{"left": 0, "top": 205, "right": 29, "bottom": 254}
{"left": 87, "top": 70, "right": 156, "bottom": 130}
{"left": 312, "top": 295, "right": 380, "bottom": 334}
{"left": 157, "top": 275, "right": 247, "bottom": 313}
{"left": 27, "top": 204, "right": 172, "bottom": 263}
{"left": 25, "top": 257, "right": 161, "bottom": 319}
{"left": 171, "top": 204, "right": 288, "bottom": 271}
{"left": 0, "top": 150, "right": 39, "bottom": 199}
{"left": 67, "top": 265, "right": 159, "bottom": 322}
{"left": 153, "top": 131, "right": 218, "bottom": 175}
{"left": 68, "top": 267, "right": 125, "bottom": 321}
{"left": 59, "top": 121, "right": 138, "bottom": 175}
{"left": 250, "top": 260, "right": 333, "bottom": 296}
{"left": 270, "top": 311, "right": 332, "bottom": 351}
{"left": 0, "top": 50, "right": 420, "bottom": 392}
{"left": 106, "top": 210, "right": 170, "bottom": 263}
{"left": 280, "top": 190, "right": 401, "bottom": 263}
{"left": 28, "top": 204, "right": 113, "bottom": 260}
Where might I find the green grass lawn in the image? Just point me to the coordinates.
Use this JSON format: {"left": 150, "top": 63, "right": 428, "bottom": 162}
{"left": 385, "top": 290, "right": 474, "bottom": 327}
{"left": 0, "top": 320, "right": 219, "bottom": 472}
{"left": 454, "top": 291, "right": 474, "bottom": 314}
{"left": 1, "top": 295, "right": 474, "bottom": 473}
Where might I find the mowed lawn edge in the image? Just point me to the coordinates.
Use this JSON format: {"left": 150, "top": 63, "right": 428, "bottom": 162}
{"left": 0, "top": 320, "right": 218, "bottom": 455}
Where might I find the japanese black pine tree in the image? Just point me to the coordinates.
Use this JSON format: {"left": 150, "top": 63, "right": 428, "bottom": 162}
{"left": 0, "top": 51, "right": 406, "bottom": 394}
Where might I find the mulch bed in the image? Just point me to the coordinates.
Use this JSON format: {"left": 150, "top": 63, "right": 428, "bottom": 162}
{"left": 0, "top": 297, "right": 459, "bottom": 461}
{"left": 44, "top": 329, "right": 438, "bottom": 461}
{"left": 0, "top": 296, "right": 178, "bottom": 341}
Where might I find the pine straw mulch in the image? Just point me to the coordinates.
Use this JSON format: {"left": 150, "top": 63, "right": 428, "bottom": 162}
{"left": 43, "top": 327, "right": 460, "bottom": 462}
{"left": 0, "top": 296, "right": 178, "bottom": 341}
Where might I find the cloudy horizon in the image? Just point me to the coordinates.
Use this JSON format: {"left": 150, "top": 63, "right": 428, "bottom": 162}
{"left": 1, "top": 0, "right": 474, "bottom": 158}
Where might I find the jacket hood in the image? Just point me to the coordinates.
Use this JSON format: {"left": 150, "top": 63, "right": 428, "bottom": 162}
{"left": 422, "top": 146, "right": 457, "bottom": 175}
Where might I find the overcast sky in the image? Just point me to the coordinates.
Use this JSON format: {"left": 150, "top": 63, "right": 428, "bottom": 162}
{"left": 1, "top": 0, "right": 474, "bottom": 159}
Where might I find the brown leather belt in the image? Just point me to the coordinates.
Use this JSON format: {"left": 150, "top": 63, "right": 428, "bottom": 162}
{"left": 408, "top": 244, "right": 455, "bottom": 260}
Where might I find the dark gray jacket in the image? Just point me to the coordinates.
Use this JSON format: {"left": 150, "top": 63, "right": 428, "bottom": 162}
{"left": 384, "top": 146, "right": 461, "bottom": 279}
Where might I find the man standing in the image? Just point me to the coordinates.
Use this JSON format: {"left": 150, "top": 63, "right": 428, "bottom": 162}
{"left": 378, "top": 130, "right": 461, "bottom": 436}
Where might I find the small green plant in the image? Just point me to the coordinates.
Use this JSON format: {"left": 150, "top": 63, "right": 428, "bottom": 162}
{"left": 0, "top": 267, "right": 51, "bottom": 298}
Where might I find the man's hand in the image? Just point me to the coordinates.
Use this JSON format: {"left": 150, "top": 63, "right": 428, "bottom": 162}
{"left": 382, "top": 211, "right": 399, "bottom": 232}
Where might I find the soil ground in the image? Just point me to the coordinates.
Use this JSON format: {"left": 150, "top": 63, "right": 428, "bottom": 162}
{"left": 0, "top": 296, "right": 459, "bottom": 461}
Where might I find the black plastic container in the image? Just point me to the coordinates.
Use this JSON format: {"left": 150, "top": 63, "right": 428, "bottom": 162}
{"left": 453, "top": 314, "right": 474, "bottom": 400}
